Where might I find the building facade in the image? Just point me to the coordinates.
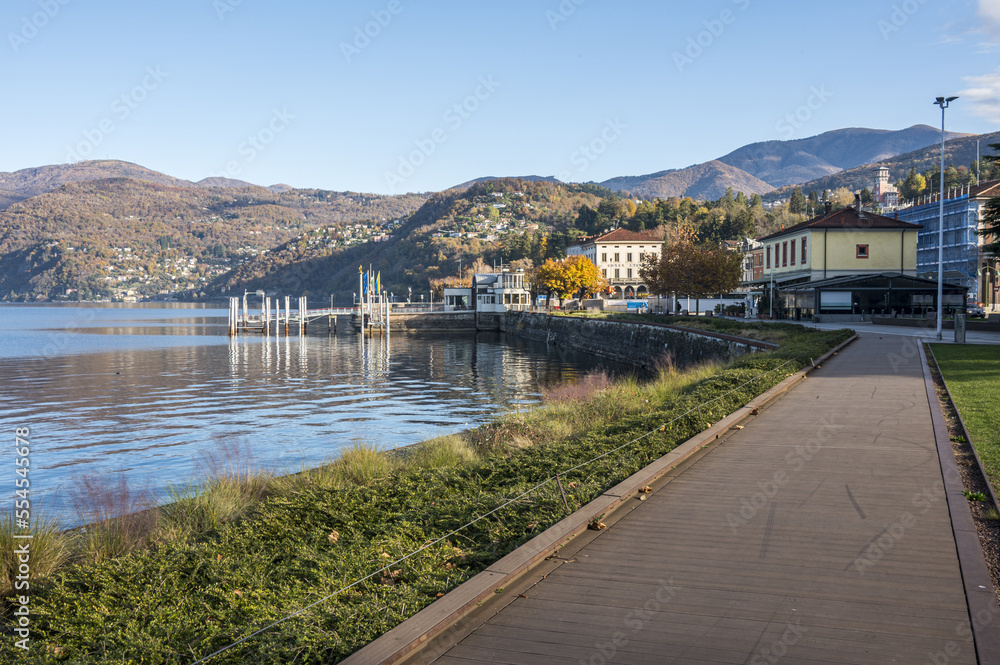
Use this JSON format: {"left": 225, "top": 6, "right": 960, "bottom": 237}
{"left": 743, "top": 204, "right": 954, "bottom": 318}
{"left": 566, "top": 228, "right": 663, "bottom": 298}
{"left": 747, "top": 204, "right": 922, "bottom": 289}
{"left": 873, "top": 166, "right": 900, "bottom": 210}
{"left": 894, "top": 180, "right": 1000, "bottom": 308}
{"left": 444, "top": 269, "right": 531, "bottom": 313}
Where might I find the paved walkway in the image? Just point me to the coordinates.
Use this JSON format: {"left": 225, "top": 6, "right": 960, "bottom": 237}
{"left": 802, "top": 321, "right": 1000, "bottom": 345}
{"left": 420, "top": 335, "right": 985, "bottom": 664}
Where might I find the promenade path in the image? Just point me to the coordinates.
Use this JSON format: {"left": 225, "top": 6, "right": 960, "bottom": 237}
{"left": 413, "top": 334, "right": 992, "bottom": 665}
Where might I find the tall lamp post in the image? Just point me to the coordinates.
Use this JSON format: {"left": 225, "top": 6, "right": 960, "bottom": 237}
{"left": 934, "top": 96, "right": 958, "bottom": 340}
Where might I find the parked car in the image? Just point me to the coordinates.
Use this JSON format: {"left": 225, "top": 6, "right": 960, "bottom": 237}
{"left": 965, "top": 303, "right": 986, "bottom": 318}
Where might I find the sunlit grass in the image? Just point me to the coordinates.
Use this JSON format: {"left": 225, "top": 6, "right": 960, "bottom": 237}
{"left": 0, "top": 513, "right": 69, "bottom": 597}
{"left": 931, "top": 344, "right": 1000, "bottom": 499}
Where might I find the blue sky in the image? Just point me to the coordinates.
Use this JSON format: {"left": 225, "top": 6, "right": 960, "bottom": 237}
{"left": 2, "top": 0, "right": 999, "bottom": 194}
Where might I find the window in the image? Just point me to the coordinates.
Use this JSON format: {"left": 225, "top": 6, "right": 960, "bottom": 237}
{"left": 627, "top": 268, "right": 633, "bottom": 279}
{"left": 614, "top": 253, "right": 620, "bottom": 262}
{"left": 857, "top": 244, "right": 869, "bottom": 259}
{"left": 615, "top": 269, "right": 620, "bottom": 279}
{"left": 766, "top": 246, "right": 771, "bottom": 269}
{"left": 627, "top": 253, "right": 633, "bottom": 262}
{"left": 602, "top": 269, "right": 607, "bottom": 278}
{"left": 782, "top": 242, "right": 788, "bottom": 267}
{"left": 801, "top": 237, "right": 807, "bottom": 263}
{"left": 790, "top": 240, "right": 796, "bottom": 265}
{"left": 601, "top": 253, "right": 607, "bottom": 263}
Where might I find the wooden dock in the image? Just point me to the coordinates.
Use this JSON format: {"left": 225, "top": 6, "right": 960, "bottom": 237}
{"left": 358, "top": 334, "right": 999, "bottom": 665}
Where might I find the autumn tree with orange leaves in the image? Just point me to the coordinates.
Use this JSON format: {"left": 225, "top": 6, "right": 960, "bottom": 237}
{"left": 536, "top": 255, "right": 608, "bottom": 303}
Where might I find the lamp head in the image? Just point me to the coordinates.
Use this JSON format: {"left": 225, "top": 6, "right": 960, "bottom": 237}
{"left": 947, "top": 96, "right": 959, "bottom": 102}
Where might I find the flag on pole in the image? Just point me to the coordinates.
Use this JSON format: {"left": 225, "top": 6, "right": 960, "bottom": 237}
{"left": 362, "top": 272, "right": 369, "bottom": 296}
{"left": 376, "top": 271, "right": 381, "bottom": 294}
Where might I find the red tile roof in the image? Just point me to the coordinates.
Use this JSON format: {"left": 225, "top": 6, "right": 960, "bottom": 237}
{"left": 579, "top": 228, "right": 663, "bottom": 244}
{"left": 758, "top": 207, "right": 922, "bottom": 242}
{"left": 971, "top": 179, "right": 1000, "bottom": 199}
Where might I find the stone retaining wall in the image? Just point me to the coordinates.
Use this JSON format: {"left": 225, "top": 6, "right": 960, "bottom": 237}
{"left": 502, "top": 313, "right": 767, "bottom": 369}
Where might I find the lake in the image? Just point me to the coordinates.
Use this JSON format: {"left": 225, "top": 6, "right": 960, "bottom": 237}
{"left": 0, "top": 303, "right": 629, "bottom": 525}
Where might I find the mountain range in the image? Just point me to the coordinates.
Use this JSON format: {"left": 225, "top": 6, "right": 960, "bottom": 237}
{"left": 596, "top": 125, "right": 972, "bottom": 199}
{"left": 1, "top": 124, "right": 996, "bottom": 300}
{"left": 0, "top": 161, "right": 296, "bottom": 212}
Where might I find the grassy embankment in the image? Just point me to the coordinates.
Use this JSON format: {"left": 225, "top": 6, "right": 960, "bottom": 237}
{"left": 0, "top": 320, "right": 851, "bottom": 664}
{"left": 930, "top": 344, "right": 1000, "bottom": 497}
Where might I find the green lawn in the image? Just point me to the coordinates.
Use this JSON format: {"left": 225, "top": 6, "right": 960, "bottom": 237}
{"left": 931, "top": 344, "right": 1000, "bottom": 496}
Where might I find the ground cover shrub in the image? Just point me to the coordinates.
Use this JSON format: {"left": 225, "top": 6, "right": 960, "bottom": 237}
{"left": 0, "top": 323, "right": 851, "bottom": 664}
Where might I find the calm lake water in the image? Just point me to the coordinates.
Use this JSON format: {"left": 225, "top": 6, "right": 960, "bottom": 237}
{"left": 0, "top": 304, "right": 628, "bottom": 525}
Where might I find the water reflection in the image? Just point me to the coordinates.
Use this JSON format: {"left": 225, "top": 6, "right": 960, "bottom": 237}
{"left": 0, "top": 310, "right": 629, "bottom": 525}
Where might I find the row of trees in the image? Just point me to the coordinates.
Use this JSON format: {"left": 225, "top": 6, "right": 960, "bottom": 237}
{"left": 530, "top": 228, "right": 744, "bottom": 309}
{"left": 576, "top": 189, "right": 762, "bottom": 241}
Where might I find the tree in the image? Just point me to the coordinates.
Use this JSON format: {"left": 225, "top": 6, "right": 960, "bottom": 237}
{"left": 536, "top": 255, "right": 607, "bottom": 302}
{"left": 944, "top": 165, "right": 961, "bottom": 190}
{"left": 900, "top": 168, "right": 926, "bottom": 201}
{"left": 640, "top": 228, "right": 743, "bottom": 313}
{"left": 976, "top": 143, "right": 1000, "bottom": 258}
{"left": 977, "top": 197, "right": 1000, "bottom": 258}
{"left": 860, "top": 188, "right": 874, "bottom": 205}
{"left": 789, "top": 188, "right": 806, "bottom": 214}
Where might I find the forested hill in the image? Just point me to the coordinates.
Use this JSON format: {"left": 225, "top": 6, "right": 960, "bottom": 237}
{"left": 0, "top": 160, "right": 194, "bottom": 211}
{"left": 0, "top": 177, "right": 427, "bottom": 300}
{"left": 766, "top": 130, "right": 1000, "bottom": 200}
{"left": 211, "top": 178, "right": 614, "bottom": 299}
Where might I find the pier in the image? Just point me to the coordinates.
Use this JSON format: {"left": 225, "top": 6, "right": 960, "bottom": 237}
{"left": 227, "top": 293, "right": 357, "bottom": 336}
{"left": 226, "top": 291, "right": 463, "bottom": 336}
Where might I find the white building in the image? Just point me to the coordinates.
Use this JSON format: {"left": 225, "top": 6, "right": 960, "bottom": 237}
{"left": 443, "top": 269, "right": 532, "bottom": 313}
{"left": 566, "top": 228, "right": 664, "bottom": 298}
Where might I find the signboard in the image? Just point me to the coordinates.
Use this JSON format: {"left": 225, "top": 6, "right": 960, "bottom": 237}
{"left": 820, "top": 291, "right": 852, "bottom": 311}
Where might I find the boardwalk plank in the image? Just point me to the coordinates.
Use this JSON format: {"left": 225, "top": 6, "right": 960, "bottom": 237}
{"left": 423, "top": 336, "right": 980, "bottom": 665}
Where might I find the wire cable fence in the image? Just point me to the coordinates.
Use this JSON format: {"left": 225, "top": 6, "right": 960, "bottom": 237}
{"left": 190, "top": 353, "right": 809, "bottom": 664}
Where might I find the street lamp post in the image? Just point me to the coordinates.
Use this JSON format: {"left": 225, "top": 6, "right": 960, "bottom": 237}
{"left": 934, "top": 96, "right": 958, "bottom": 340}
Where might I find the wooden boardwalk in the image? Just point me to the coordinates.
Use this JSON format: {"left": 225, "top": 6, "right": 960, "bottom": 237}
{"left": 420, "top": 335, "right": 983, "bottom": 665}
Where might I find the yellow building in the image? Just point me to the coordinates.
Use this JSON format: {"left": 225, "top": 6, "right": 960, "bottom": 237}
{"left": 744, "top": 204, "right": 973, "bottom": 320}
{"left": 752, "top": 204, "right": 922, "bottom": 287}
